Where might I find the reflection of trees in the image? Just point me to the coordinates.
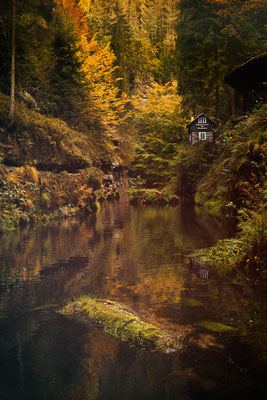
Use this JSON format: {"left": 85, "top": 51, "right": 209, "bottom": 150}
{"left": 70, "top": 328, "right": 185, "bottom": 400}
{"left": 194, "top": 206, "right": 236, "bottom": 245}
{"left": 71, "top": 331, "right": 119, "bottom": 400}
{"left": 62, "top": 203, "right": 190, "bottom": 328}
{"left": 0, "top": 218, "right": 95, "bottom": 279}
{"left": 0, "top": 200, "right": 266, "bottom": 398}
{"left": 0, "top": 200, "right": 246, "bottom": 336}
{"left": 0, "top": 217, "right": 97, "bottom": 311}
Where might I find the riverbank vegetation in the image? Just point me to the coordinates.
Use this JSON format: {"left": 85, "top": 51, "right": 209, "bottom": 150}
{"left": 0, "top": 160, "right": 123, "bottom": 232}
{"left": 196, "top": 105, "right": 266, "bottom": 275}
{"left": 176, "top": 105, "right": 266, "bottom": 275}
{"left": 0, "top": 0, "right": 266, "bottom": 276}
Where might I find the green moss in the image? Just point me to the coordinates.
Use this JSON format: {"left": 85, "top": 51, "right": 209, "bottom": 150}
{"left": 59, "top": 296, "right": 179, "bottom": 353}
{"left": 196, "top": 320, "right": 235, "bottom": 332}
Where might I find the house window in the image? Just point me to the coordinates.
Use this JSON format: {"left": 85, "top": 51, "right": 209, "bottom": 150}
{"left": 198, "top": 117, "right": 207, "bottom": 124}
{"left": 199, "top": 132, "right": 206, "bottom": 140}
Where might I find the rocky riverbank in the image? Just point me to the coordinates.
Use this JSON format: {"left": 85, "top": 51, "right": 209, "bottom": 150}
{"left": 0, "top": 164, "right": 126, "bottom": 233}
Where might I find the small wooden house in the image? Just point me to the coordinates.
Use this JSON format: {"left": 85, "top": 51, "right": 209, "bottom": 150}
{"left": 187, "top": 113, "right": 216, "bottom": 145}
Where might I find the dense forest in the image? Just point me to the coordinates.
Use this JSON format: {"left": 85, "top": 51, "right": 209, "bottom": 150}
{"left": 0, "top": 0, "right": 266, "bottom": 274}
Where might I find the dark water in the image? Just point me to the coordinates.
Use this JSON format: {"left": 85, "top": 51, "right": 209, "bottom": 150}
{"left": 0, "top": 200, "right": 266, "bottom": 400}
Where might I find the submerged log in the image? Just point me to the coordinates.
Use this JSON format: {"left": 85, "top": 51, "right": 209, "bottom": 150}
{"left": 59, "top": 296, "right": 179, "bottom": 353}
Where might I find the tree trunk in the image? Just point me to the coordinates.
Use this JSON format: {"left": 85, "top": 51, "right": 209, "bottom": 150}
{"left": 215, "top": 81, "right": 220, "bottom": 124}
{"left": 9, "top": 0, "right": 16, "bottom": 124}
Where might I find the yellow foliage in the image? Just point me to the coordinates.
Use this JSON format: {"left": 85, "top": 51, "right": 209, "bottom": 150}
{"left": 0, "top": 164, "right": 7, "bottom": 179}
{"left": 25, "top": 199, "right": 34, "bottom": 210}
{"left": 132, "top": 80, "right": 184, "bottom": 139}
{"left": 15, "top": 165, "right": 39, "bottom": 184}
{"left": 55, "top": 0, "right": 133, "bottom": 160}
{"left": 6, "top": 172, "right": 19, "bottom": 185}
{"left": 78, "top": 35, "right": 129, "bottom": 131}
{"left": 42, "top": 193, "right": 51, "bottom": 208}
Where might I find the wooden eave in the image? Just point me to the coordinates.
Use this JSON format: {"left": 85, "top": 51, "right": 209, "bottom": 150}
{"left": 224, "top": 53, "right": 267, "bottom": 92}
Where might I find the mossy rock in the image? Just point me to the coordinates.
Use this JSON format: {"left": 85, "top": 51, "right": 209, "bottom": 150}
{"left": 59, "top": 296, "right": 179, "bottom": 353}
{"left": 196, "top": 320, "right": 235, "bottom": 332}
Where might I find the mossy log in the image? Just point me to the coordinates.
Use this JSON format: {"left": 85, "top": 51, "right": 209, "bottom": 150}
{"left": 59, "top": 296, "right": 179, "bottom": 353}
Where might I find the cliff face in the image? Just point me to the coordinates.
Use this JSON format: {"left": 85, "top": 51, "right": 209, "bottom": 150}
{"left": 1, "top": 96, "right": 90, "bottom": 172}
{"left": 0, "top": 92, "right": 131, "bottom": 173}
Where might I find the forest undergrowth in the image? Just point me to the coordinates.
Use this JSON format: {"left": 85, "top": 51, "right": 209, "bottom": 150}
{"left": 173, "top": 105, "right": 266, "bottom": 276}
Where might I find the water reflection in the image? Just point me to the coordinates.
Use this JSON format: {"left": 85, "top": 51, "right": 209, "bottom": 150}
{"left": 0, "top": 200, "right": 266, "bottom": 399}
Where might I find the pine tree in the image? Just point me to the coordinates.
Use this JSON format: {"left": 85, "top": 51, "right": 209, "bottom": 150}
{"left": 109, "top": 4, "right": 134, "bottom": 92}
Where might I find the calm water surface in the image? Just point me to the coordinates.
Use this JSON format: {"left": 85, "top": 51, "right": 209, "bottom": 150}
{"left": 0, "top": 200, "right": 266, "bottom": 399}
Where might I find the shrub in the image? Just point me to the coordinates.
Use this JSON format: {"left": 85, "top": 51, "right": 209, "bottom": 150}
{"left": 205, "top": 202, "right": 266, "bottom": 275}
{"left": 81, "top": 167, "right": 104, "bottom": 189}
{"left": 128, "top": 188, "right": 179, "bottom": 205}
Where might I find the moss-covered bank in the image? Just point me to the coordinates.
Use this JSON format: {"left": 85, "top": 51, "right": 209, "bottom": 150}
{"left": 59, "top": 296, "right": 179, "bottom": 353}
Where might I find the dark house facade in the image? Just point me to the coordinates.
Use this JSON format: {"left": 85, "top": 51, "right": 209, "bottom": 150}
{"left": 187, "top": 113, "right": 216, "bottom": 145}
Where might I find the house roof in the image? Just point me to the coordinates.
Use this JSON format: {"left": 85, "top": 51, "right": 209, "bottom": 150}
{"left": 224, "top": 53, "right": 267, "bottom": 92}
{"left": 186, "top": 113, "right": 216, "bottom": 128}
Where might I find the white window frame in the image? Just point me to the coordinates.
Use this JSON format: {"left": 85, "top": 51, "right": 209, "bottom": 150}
{"left": 198, "top": 117, "right": 207, "bottom": 124}
{"left": 199, "top": 131, "right": 206, "bottom": 140}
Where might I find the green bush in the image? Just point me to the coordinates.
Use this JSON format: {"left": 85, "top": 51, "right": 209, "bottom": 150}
{"left": 128, "top": 188, "right": 179, "bottom": 205}
{"left": 205, "top": 201, "right": 266, "bottom": 275}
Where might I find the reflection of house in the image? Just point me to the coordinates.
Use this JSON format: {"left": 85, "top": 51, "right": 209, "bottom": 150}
{"left": 224, "top": 53, "right": 267, "bottom": 113}
{"left": 189, "top": 256, "right": 211, "bottom": 281}
{"left": 187, "top": 113, "right": 216, "bottom": 145}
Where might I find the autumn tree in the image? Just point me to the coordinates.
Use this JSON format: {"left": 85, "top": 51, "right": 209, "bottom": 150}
{"left": 54, "top": 0, "right": 133, "bottom": 160}
{"left": 0, "top": 0, "right": 134, "bottom": 163}
{"left": 79, "top": 0, "right": 178, "bottom": 92}
{"left": 130, "top": 81, "right": 185, "bottom": 186}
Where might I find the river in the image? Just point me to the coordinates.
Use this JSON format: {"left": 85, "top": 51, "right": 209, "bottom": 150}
{"left": 0, "top": 200, "right": 266, "bottom": 399}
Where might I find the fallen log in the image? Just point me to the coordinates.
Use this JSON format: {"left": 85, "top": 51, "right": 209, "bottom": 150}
{"left": 59, "top": 296, "right": 179, "bottom": 353}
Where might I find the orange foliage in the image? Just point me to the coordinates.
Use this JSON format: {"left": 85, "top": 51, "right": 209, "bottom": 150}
{"left": 208, "top": 0, "right": 267, "bottom": 15}
{"left": 54, "top": 0, "right": 129, "bottom": 134}
{"left": 55, "top": 0, "right": 90, "bottom": 37}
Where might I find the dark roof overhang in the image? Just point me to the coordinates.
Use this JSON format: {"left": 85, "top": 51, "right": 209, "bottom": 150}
{"left": 224, "top": 53, "right": 267, "bottom": 92}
